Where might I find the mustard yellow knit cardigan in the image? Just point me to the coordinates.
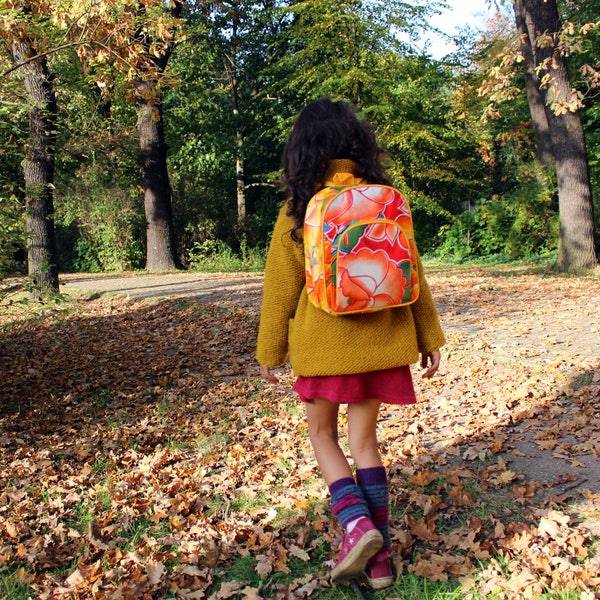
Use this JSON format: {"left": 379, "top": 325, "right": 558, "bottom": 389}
{"left": 256, "top": 160, "right": 445, "bottom": 377}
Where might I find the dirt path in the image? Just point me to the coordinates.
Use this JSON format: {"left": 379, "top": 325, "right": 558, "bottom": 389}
{"left": 425, "top": 265, "right": 600, "bottom": 537}
{"left": 60, "top": 267, "right": 600, "bottom": 361}
{"left": 60, "top": 271, "right": 264, "bottom": 313}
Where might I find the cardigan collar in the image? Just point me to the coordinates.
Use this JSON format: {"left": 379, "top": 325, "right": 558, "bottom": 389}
{"left": 324, "top": 159, "right": 366, "bottom": 186}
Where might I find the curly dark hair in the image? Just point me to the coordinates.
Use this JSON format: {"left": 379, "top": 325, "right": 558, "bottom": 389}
{"left": 281, "top": 98, "right": 392, "bottom": 241}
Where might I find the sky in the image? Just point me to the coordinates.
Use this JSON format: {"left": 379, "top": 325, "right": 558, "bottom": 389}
{"left": 423, "top": 0, "right": 497, "bottom": 58}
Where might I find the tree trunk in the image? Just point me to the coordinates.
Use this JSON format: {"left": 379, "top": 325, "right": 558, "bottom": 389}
{"left": 228, "top": 13, "right": 246, "bottom": 228}
{"left": 513, "top": 0, "right": 553, "bottom": 168}
{"left": 514, "top": 0, "right": 598, "bottom": 272}
{"left": 234, "top": 85, "right": 246, "bottom": 227}
{"left": 11, "top": 35, "right": 60, "bottom": 299}
{"left": 136, "top": 80, "right": 179, "bottom": 272}
{"left": 236, "top": 131, "right": 246, "bottom": 226}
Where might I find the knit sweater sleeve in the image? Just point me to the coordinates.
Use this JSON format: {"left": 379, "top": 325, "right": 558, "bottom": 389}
{"left": 256, "top": 205, "right": 306, "bottom": 368}
{"left": 411, "top": 252, "right": 446, "bottom": 353}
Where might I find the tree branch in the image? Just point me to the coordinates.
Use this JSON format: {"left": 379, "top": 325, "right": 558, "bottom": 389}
{"left": 0, "top": 39, "right": 136, "bottom": 79}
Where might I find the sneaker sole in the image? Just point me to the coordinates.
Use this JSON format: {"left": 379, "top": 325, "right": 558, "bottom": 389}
{"left": 366, "top": 574, "right": 394, "bottom": 590}
{"left": 331, "top": 529, "right": 383, "bottom": 582}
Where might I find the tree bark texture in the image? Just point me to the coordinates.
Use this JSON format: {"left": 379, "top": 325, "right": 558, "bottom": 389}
{"left": 513, "top": 0, "right": 553, "bottom": 168}
{"left": 136, "top": 80, "right": 179, "bottom": 272}
{"left": 11, "top": 35, "right": 60, "bottom": 299}
{"left": 513, "top": 0, "right": 598, "bottom": 271}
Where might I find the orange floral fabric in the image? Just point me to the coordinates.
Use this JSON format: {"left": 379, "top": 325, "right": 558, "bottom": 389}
{"left": 304, "top": 182, "right": 419, "bottom": 314}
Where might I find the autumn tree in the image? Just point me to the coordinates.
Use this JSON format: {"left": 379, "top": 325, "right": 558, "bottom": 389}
{"left": 1, "top": 1, "right": 60, "bottom": 298}
{"left": 132, "top": 1, "right": 183, "bottom": 271}
{"left": 512, "top": 0, "right": 598, "bottom": 271}
{"left": 71, "top": 0, "right": 186, "bottom": 272}
{"left": 453, "top": 11, "right": 559, "bottom": 260}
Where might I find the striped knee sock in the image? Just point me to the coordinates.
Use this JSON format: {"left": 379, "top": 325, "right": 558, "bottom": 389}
{"left": 329, "top": 477, "right": 371, "bottom": 530}
{"left": 356, "top": 467, "right": 390, "bottom": 548}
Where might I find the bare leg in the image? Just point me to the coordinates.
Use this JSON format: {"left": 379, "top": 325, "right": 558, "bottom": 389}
{"left": 305, "top": 398, "right": 353, "bottom": 486}
{"left": 347, "top": 398, "right": 383, "bottom": 470}
{"left": 306, "top": 397, "right": 385, "bottom": 582}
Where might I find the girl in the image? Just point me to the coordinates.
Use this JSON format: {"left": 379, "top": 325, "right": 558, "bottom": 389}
{"left": 256, "top": 99, "right": 445, "bottom": 589}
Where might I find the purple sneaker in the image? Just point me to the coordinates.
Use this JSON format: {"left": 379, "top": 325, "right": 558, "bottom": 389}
{"left": 364, "top": 548, "right": 394, "bottom": 589}
{"left": 331, "top": 517, "right": 383, "bottom": 582}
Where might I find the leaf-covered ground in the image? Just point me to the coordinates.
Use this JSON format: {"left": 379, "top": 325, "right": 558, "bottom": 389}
{"left": 0, "top": 264, "right": 599, "bottom": 599}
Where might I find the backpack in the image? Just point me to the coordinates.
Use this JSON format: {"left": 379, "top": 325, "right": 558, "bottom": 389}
{"left": 304, "top": 184, "right": 419, "bottom": 315}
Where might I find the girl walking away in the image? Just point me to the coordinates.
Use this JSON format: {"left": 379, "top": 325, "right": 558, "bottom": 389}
{"left": 256, "top": 99, "right": 445, "bottom": 589}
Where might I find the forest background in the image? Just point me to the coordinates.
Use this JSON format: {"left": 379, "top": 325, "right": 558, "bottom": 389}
{"left": 0, "top": 0, "right": 599, "bottom": 295}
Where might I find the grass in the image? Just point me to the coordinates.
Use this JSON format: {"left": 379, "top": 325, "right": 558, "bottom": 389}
{"left": 390, "top": 574, "right": 465, "bottom": 599}
{"left": 94, "top": 387, "right": 112, "bottom": 408}
{"left": 422, "top": 253, "right": 556, "bottom": 270}
{"left": 118, "top": 515, "right": 155, "bottom": 550}
{"left": 67, "top": 500, "right": 96, "bottom": 533}
{"left": 195, "top": 431, "right": 234, "bottom": 457}
{"left": 208, "top": 558, "right": 468, "bottom": 599}
{"left": 569, "top": 370, "right": 595, "bottom": 391}
{"left": 230, "top": 490, "right": 273, "bottom": 513}
{"left": 93, "top": 456, "right": 113, "bottom": 474}
{"left": 0, "top": 568, "right": 35, "bottom": 600}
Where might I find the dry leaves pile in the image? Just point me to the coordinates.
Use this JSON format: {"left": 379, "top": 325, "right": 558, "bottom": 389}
{"left": 0, "top": 265, "right": 599, "bottom": 599}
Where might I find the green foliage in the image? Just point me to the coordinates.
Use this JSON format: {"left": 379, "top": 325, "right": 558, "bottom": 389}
{"left": 55, "top": 184, "right": 145, "bottom": 272}
{"left": 272, "top": 0, "right": 436, "bottom": 107}
{"left": 165, "top": 1, "right": 287, "bottom": 254}
{"left": 436, "top": 211, "right": 478, "bottom": 260}
{"left": 365, "top": 54, "right": 491, "bottom": 255}
{"left": 188, "top": 236, "right": 266, "bottom": 272}
{"left": 489, "top": 179, "right": 558, "bottom": 260}
{"left": 435, "top": 166, "right": 559, "bottom": 260}
{"left": 0, "top": 195, "right": 24, "bottom": 276}
{"left": 0, "top": 50, "right": 28, "bottom": 276}
{"left": 48, "top": 46, "right": 146, "bottom": 272}
{"left": 0, "top": 0, "right": 597, "bottom": 272}
{"left": 54, "top": 134, "right": 145, "bottom": 272}
{"left": 582, "top": 98, "right": 600, "bottom": 249}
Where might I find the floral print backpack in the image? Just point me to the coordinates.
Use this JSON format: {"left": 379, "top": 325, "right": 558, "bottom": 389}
{"left": 304, "top": 183, "right": 419, "bottom": 315}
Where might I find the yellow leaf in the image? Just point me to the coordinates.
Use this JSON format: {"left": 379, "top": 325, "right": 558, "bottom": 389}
{"left": 499, "top": 469, "right": 516, "bottom": 485}
{"left": 289, "top": 545, "right": 310, "bottom": 562}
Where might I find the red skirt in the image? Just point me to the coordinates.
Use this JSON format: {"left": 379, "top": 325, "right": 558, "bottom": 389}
{"left": 293, "top": 366, "right": 416, "bottom": 405}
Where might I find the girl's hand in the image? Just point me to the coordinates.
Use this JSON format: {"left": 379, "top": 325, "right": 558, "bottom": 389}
{"left": 260, "top": 364, "right": 280, "bottom": 384}
{"left": 421, "top": 349, "right": 441, "bottom": 379}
